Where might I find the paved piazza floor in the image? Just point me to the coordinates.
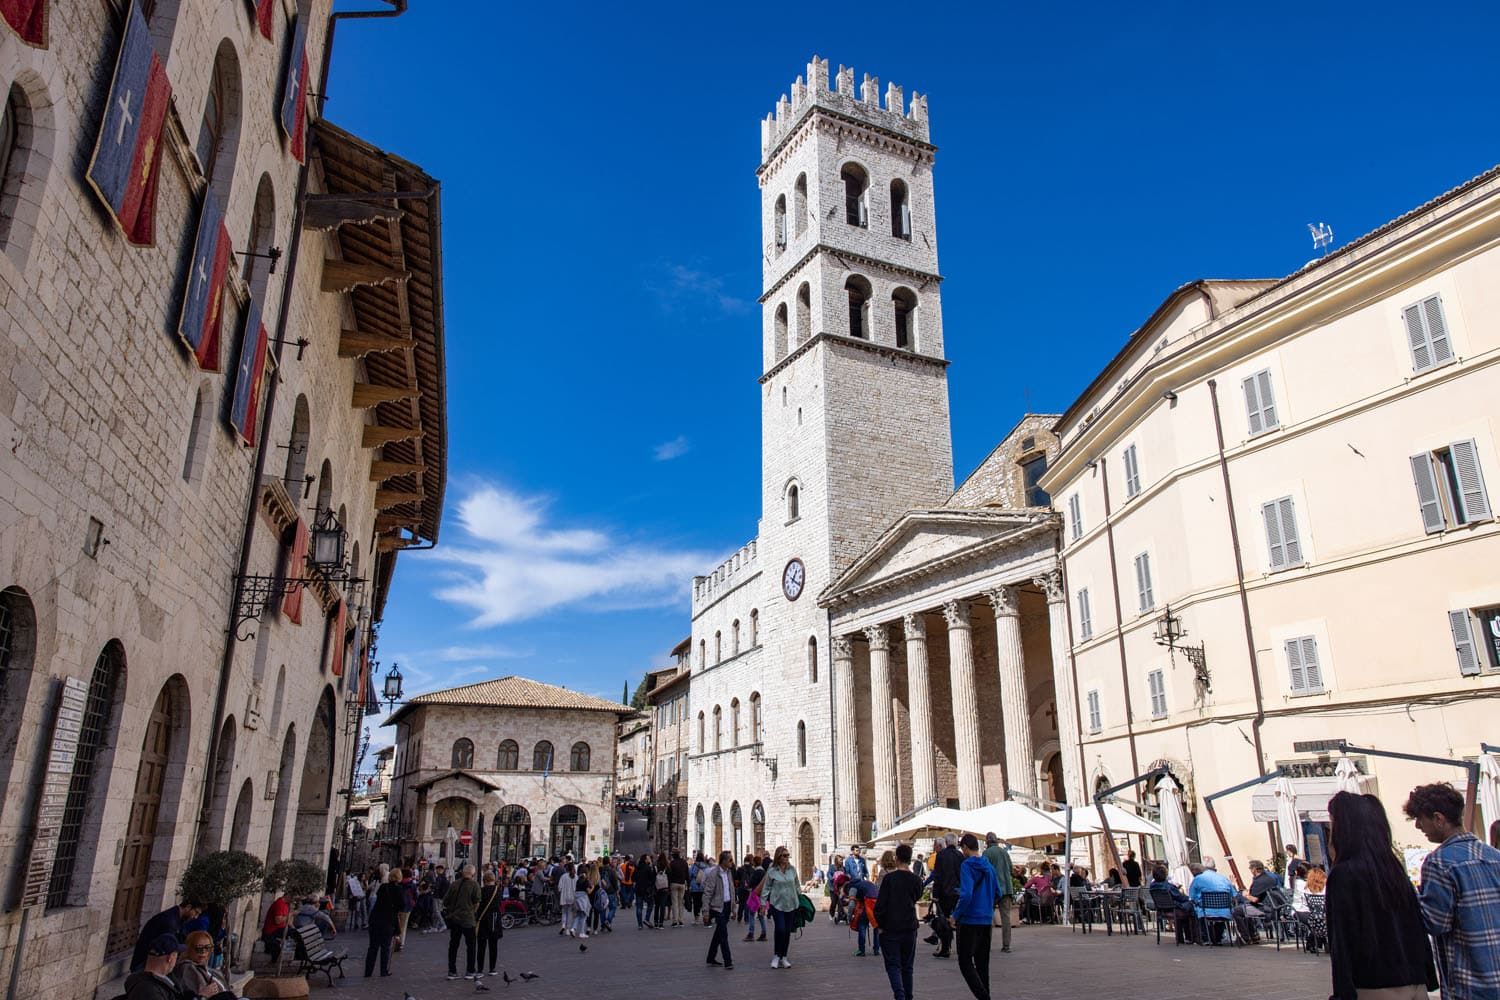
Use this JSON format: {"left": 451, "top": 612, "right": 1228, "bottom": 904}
{"left": 305, "top": 910, "right": 1336, "bottom": 1000}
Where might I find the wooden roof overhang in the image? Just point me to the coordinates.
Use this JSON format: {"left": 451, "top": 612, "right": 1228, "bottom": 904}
{"left": 310, "top": 121, "right": 447, "bottom": 596}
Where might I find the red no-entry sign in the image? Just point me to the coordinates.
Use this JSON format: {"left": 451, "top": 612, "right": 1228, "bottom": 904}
{"left": 459, "top": 829, "right": 473, "bottom": 845}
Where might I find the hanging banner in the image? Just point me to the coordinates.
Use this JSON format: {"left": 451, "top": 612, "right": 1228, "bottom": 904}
{"left": 244, "top": 0, "right": 273, "bottom": 40}
{"left": 281, "top": 517, "right": 309, "bottom": 624}
{"left": 177, "top": 186, "right": 231, "bottom": 371}
{"left": 1, "top": 0, "right": 47, "bottom": 47}
{"left": 278, "top": 13, "right": 309, "bottom": 162}
{"left": 228, "top": 295, "right": 269, "bottom": 446}
{"left": 326, "top": 599, "right": 347, "bottom": 676}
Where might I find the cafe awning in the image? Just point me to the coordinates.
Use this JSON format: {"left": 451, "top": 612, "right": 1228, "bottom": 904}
{"left": 1250, "top": 773, "right": 1377, "bottom": 823}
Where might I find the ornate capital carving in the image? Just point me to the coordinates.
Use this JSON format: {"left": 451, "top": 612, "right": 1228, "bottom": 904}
{"left": 942, "top": 600, "right": 971, "bottom": 630}
{"left": 1033, "top": 569, "right": 1065, "bottom": 604}
{"left": 902, "top": 612, "right": 925, "bottom": 642}
{"left": 863, "top": 625, "right": 891, "bottom": 653}
{"left": 985, "top": 585, "right": 1020, "bottom": 618}
{"left": 832, "top": 635, "right": 854, "bottom": 661}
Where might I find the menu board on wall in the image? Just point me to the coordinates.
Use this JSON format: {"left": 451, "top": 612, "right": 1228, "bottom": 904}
{"left": 19, "top": 677, "right": 87, "bottom": 909}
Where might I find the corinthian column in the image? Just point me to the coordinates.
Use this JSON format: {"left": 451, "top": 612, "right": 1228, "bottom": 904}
{"left": 986, "top": 585, "right": 1035, "bottom": 799}
{"left": 1036, "top": 569, "right": 1083, "bottom": 805}
{"left": 903, "top": 613, "right": 937, "bottom": 811}
{"left": 943, "top": 600, "right": 985, "bottom": 809}
{"left": 832, "top": 634, "right": 862, "bottom": 843}
{"left": 864, "top": 624, "right": 897, "bottom": 834}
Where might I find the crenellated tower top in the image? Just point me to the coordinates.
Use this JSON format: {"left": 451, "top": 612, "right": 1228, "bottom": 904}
{"left": 759, "top": 55, "right": 930, "bottom": 165}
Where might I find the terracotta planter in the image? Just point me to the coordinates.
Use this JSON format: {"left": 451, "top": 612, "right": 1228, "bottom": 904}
{"left": 242, "top": 974, "right": 310, "bottom": 999}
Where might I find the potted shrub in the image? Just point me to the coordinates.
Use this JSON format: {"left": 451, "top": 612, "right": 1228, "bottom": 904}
{"left": 242, "top": 859, "right": 325, "bottom": 999}
{"left": 179, "top": 849, "right": 264, "bottom": 970}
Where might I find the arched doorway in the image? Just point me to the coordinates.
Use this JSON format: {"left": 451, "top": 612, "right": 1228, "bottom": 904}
{"left": 711, "top": 804, "right": 723, "bottom": 856}
{"left": 432, "top": 797, "right": 472, "bottom": 861}
{"left": 797, "top": 822, "right": 815, "bottom": 882}
{"left": 203, "top": 715, "right": 238, "bottom": 852}
{"left": 265, "top": 725, "right": 296, "bottom": 863}
{"left": 107, "top": 676, "right": 189, "bottom": 956}
{"left": 292, "top": 687, "right": 336, "bottom": 863}
{"left": 549, "top": 806, "right": 585, "bottom": 857}
{"left": 730, "top": 801, "right": 743, "bottom": 859}
{"left": 494, "top": 805, "right": 530, "bottom": 863}
{"left": 1044, "top": 752, "right": 1065, "bottom": 806}
{"left": 229, "top": 778, "right": 254, "bottom": 852}
{"left": 751, "top": 802, "right": 765, "bottom": 854}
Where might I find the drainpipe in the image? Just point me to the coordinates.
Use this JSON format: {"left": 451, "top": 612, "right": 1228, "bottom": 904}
{"left": 1097, "top": 458, "right": 1143, "bottom": 783}
{"left": 193, "top": 0, "right": 408, "bottom": 858}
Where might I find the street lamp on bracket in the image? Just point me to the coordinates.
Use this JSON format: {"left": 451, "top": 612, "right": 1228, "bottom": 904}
{"left": 1152, "top": 604, "right": 1211, "bottom": 691}
{"left": 231, "top": 507, "right": 364, "bottom": 641}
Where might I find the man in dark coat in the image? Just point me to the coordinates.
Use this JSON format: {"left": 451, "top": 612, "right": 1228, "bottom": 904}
{"left": 130, "top": 899, "right": 203, "bottom": 972}
{"left": 929, "top": 834, "right": 963, "bottom": 958}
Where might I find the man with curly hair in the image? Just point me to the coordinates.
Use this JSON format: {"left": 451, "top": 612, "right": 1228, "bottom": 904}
{"left": 1403, "top": 782, "right": 1500, "bottom": 999}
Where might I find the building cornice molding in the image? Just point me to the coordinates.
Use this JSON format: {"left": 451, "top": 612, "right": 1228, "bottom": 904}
{"left": 760, "top": 243, "right": 942, "bottom": 305}
{"left": 759, "top": 331, "right": 949, "bottom": 385}
{"left": 757, "top": 105, "right": 936, "bottom": 180}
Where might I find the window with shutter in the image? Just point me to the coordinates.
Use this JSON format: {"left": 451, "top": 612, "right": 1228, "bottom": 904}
{"left": 1414, "top": 441, "right": 1492, "bottom": 531}
{"left": 1086, "top": 690, "right": 1101, "bottom": 733}
{"left": 1243, "top": 369, "right": 1279, "bottom": 435}
{"left": 1123, "top": 445, "right": 1142, "bottom": 498}
{"left": 1448, "top": 610, "right": 1481, "bottom": 676}
{"left": 1147, "top": 669, "right": 1167, "bottom": 719}
{"left": 1134, "top": 552, "right": 1154, "bottom": 612}
{"left": 1077, "top": 588, "right": 1092, "bottom": 640}
{"left": 1447, "top": 439, "right": 1492, "bottom": 523}
{"left": 1403, "top": 295, "right": 1455, "bottom": 373}
{"left": 1410, "top": 453, "right": 1446, "bottom": 533}
{"left": 1285, "top": 635, "right": 1324, "bottom": 693}
{"left": 1068, "top": 494, "right": 1083, "bottom": 540}
{"left": 1262, "top": 496, "right": 1303, "bottom": 569}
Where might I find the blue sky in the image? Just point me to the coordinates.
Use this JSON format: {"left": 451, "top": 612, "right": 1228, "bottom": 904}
{"left": 326, "top": 2, "right": 1500, "bottom": 732}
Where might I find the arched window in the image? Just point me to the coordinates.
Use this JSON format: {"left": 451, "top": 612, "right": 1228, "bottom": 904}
{"left": 181, "top": 381, "right": 213, "bottom": 482}
{"left": 695, "top": 804, "right": 705, "bottom": 855}
{"left": 497, "top": 739, "right": 519, "bottom": 770}
{"left": 549, "top": 805, "right": 586, "bottom": 857}
{"left": 243, "top": 174, "right": 276, "bottom": 302}
{"left": 0, "top": 86, "right": 19, "bottom": 223}
{"left": 807, "top": 636, "right": 818, "bottom": 683}
{"left": 699, "top": 639, "right": 706, "bottom": 670}
{"left": 49, "top": 640, "right": 125, "bottom": 908}
{"left": 890, "top": 179, "right": 911, "bottom": 239}
{"left": 845, "top": 275, "right": 872, "bottom": 339}
{"left": 0, "top": 587, "right": 37, "bottom": 796}
{"left": 793, "top": 173, "right": 807, "bottom": 236}
{"left": 532, "top": 740, "right": 554, "bottom": 771}
{"left": 730, "top": 698, "right": 741, "bottom": 746}
{"left": 0, "top": 76, "right": 52, "bottom": 266}
{"left": 750, "top": 609, "right": 759, "bottom": 646}
{"left": 731, "top": 620, "right": 740, "bottom": 656}
{"left": 795, "top": 282, "right": 811, "bottom": 344}
{"left": 714, "top": 631, "right": 722, "bottom": 664}
{"left": 773, "top": 303, "right": 788, "bottom": 360}
{"left": 797, "top": 721, "right": 807, "bottom": 766}
{"left": 284, "top": 395, "right": 310, "bottom": 494}
{"left": 451, "top": 738, "right": 474, "bottom": 769}
{"left": 697, "top": 711, "right": 705, "bottom": 751}
{"left": 773, "top": 194, "right": 786, "bottom": 251}
{"left": 787, "top": 482, "right": 800, "bottom": 522}
{"left": 314, "top": 458, "right": 334, "bottom": 516}
{"left": 841, "top": 163, "right": 869, "bottom": 227}
{"left": 570, "top": 741, "right": 591, "bottom": 771}
{"left": 893, "top": 287, "right": 918, "bottom": 351}
{"left": 196, "top": 41, "right": 242, "bottom": 203}
{"left": 749, "top": 692, "right": 761, "bottom": 742}
{"left": 713, "top": 706, "right": 722, "bottom": 751}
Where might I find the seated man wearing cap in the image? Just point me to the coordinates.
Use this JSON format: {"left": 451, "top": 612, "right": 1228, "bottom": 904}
{"left": 125, "top": 934, "right": 226, "bottom": 999}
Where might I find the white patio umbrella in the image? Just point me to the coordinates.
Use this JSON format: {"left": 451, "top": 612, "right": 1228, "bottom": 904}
{"left": 875, "top": 806, "right": 978, "bottom": 844}
{"left": 1155, "top": 773, "right": 1195, "bottom": 890}
{"left": 1334, "top": 756, "right": 1363, "bottom": 796}
{"left": 1049, "top": 803, "right": 1164, "bottom": 838}
{"left": 1479, "top": 752, "right": 1500, "bottom": 835}
{"left": 964, "top": 800, "right": 1067, "bottom": 848}
{"left": 1274, "top": 775, "right": 1304, "bottom": 859}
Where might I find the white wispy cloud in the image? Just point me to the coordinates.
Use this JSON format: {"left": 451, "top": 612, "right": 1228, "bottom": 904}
{"left": 653, "top": 435, "right": 691, "bottom": 461}
{"left": 430, "top": 482, "right": 716, "bottom": 627}
{"left": 650, "top": 263, "right": 752, "bottom": 316}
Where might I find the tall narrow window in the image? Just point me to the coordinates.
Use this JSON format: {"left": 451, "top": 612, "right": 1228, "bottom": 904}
{"left": 1285, "top": 636, "right": 1325, "bottom": 693}
{"left": 731, "top": 620, "right": 741, "bottom": 656}
{"left": 749, "top": 693, "right": 761, "bottom": 741}
{"left": 1086, "top": 690, "right": 1102, "bottom": 734}
{"left": 796, "top": 282, "right": 811, "bottom": 345}
{"left": 1134, "top": 551, "right": 1155, "bottom": 612}
{"left": 698, "top": 712, "right": 705, "bottom": 750}
{"left": 750, "top": 609, "right": 759, "bottom": 646}
{"left": 570, "top": 742, "right": 591, "bottom": 771}
{"left": 1077, "top": 588, "right": 1093, "bottom": 641}
{"left": 182, "top": 382, "right": 212, "bottom": 482}
{"left": 797, "top": 721, "right": 807, "bottom": 766}
{"left": 773, "top": 194, "right": 787, "bottom": 252}
{"left": 774, "top": 303, "right": 788, "bottom": 360}
{"left": 1262, "top": 496, "right": 1304, "bottom": 569}
{"left": 787, "top": 483, "right": 800, "bottom": 521}
{"left": 195, "top": 42, "right": 242, "bottom": 202}
{"left": 1412, "top": 440, "right": 1491, "bottom": 533}
{"left": 730, "top": 699, "right": 741, "bottom": 745}
{"left": 892, "top": 287, "right": 917, "bottom": 350}
{"left": 1147, "top": 669, "right": 1167, "bottom": 719}
{"left": 841, "top": 163, "right": 869, "bottom": 226}
{"left": 532, "top": 740, "right": 554, "bottom": 771}
{"left": 714, "top": 631, "right": 722, "bottom": 663}
{"left": 497, "top": 740, "right": 519, "bottom": 769}
{"left": 845, "top": 275, "right": 872, "bottom": 339}
{"left": 0, "top": 86, "right": 19, "bottom": 223}
{"left": 1122, "top": 444, "right": 1142, "bottom": 498}
{"left": 807, "top": 636, "right": 818, "bottom": 683}
{"left": 890, "top": 179, "right": 911, "bottom": 239}
{"left": 1403, "top": 295, "right": 1454, "bottom": 374}
{"left": 1067, "top": 494, "right": 1083, "bottom": 540}
{"left": 713, "top": 706, "right": 722, "bottom": 751}
{"left": 1242, "top": 369, "right": 1279, "bottom": 435}
{"left": 1021, "top": 453, "right": 1050, "bottom": 506}
{"left": 793, "top": 173, "right": 807, "bottom": 236}
{"left": 49, "top": 641, "right": 124, "bottom": 908}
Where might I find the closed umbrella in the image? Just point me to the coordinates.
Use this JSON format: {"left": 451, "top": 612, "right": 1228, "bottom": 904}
{"left": 1334, "top": 756, "right": 1363, "bottom": 796}
{"left": 1479, "top": 752, "right": 1500, "bottom": 835}
{"left": 1274, "top": 776, "right": 1303, "bottom": 859}
{"left": 1156, "top": 774, "right": 1194, "bottom": 890}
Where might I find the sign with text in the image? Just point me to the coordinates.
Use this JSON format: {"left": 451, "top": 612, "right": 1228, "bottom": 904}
{"left": 21, "top": 677, "right": 87, "bottom": 908}
{"left": 1291, "top": 739, "right": 1346, "bottom": 754}
{"left": 1274, "top": 755, "right": 1368, "bottom": 779}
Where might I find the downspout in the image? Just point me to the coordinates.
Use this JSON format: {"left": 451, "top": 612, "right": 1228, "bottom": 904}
{"left": 825, "top": 606, "right": 838, "bottom": 854}
{"left": 1097, "top": 458, "right": 1143, "bottom": 783}
{"left": 193, "top": 0, "right": 408, "bottom": 857}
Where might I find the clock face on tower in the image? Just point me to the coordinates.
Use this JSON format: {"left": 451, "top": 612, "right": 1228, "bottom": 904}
{"left": 782, "top": 558, "right": 805, "bottom": 601}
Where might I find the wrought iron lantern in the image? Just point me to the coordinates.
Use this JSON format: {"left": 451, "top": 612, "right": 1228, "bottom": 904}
{"left": 383, "top": 661, "right": 404, "bottom": 709}
{"left": 1152, "top": 604, "right": 1211, "bottom": 691}
{"left": 311, "top": 507, "right": 347, "bottom": 568}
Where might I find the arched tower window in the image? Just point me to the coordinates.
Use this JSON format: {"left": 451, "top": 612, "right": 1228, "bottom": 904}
{"left": 451, "top": 738, "right": 474, "bottom": 769}
{"left": 841, "top": 163, "right": 869, "bottom": 227}
{"left": 182, "top": 381, "right": 213, "bottom": 482}
{"left": 797, "top": 721, "right": 807, "bottom": 766}
{"left": 807, "top": 636, "right": 818, "bottom": 683}
{"left": 284, "top": 395, "right": 310, "bottom": 495}
{"left": 713, "top": 706, "right": 722, "bottom": 751}
{"left": 243, "top": 174, "right": 276, "bottom": 303}
{"left": 773, "top": 194, "right": 786, "bottom": 252}
{"left": 793, "top": 173, "right": 808, "bottom": 236}
{"left": 731, "top": 620, "right": 740, "bottom": 656}
{"left": 786, "top": 482, "right": 800, "bottom": 522}
{"left": 893, "top": 287, "right": 918, "bottom": 351}
{"left": 0, "top": 86, "right": 19, "bottom": 221}
{"left": 845, "top": 275, "right": 872, "bottom": 339}
{"left": 795, "top": 283, "right": 811, "bottom": 345}
{"left": 497, "top": 739, "right": 519, "bottom": 769}
{"left": 890, "top": 179, "right": 911, "bottom": 239}
{"left": 749, "top": 692, "right": 761, "bottom": 741}
{"left": 315, "top": 459, "right": 334, "bottom": 515}
{"left": 570, "top": 742, "right": 591, "bottom": 771}
{"left": 532, "top": 740, "right": 554, "bottom": 771}
{"left": 697, "top": 711, "right": 705, "bottom": 751}
{"left": 750, "top": 609, "right": 759, "bottom": 646}
{"left": 196, "top": 41, "right": 243, "bottom": 204}
{"left": 698, "top": 639, "right": 706, "bottom": 670}
{"left": 730, "top": 698, "right": 740, "bottom": 745}
{"left": 774, "top": 303, "right": 788, "bottom": 361}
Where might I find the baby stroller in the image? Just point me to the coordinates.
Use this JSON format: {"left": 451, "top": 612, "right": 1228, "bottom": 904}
{"left": 497, "top": 896, "right": 529, "bottom": 930}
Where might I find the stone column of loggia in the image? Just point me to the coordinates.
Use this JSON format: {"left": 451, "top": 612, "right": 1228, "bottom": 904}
{"left": 943, "top": 600, "right": 986, "bottom": 810}
{"left": 865, "top": 624, "right": 898, "bottom": 834}
{"left": 832, "top": 634, "right": 862, "bottom": 843}
{"left": 1036, "top": 569, "right": 1083, "bottom": 805}
{"left": 986, "top": 584, "right": 1036, "bottom": 800}
{"left": 903, "top": 612, "right": 938, "bottom": 812}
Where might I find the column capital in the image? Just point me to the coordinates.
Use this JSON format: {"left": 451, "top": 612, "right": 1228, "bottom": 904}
{"left": 863, "top": 624, "right": 891, "bottom": 652}
{"left": 942, "top": 600, "right": 971, "bottom": 631}
{"left": 985, "top": 584, "right": 1020, "bottom": 618}
{"left": 902, "top": 612, "right": 926, "bottom": 641}
{"left": 832, "top": 634, "right": 854, "bottom": 661}
{"left": 1033, "top": 569, "right": 1065, "bottom": 604}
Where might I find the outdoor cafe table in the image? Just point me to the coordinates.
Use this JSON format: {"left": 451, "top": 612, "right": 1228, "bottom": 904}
{"left": 1071, "top": 889, "right": 1118, "bottom": 935}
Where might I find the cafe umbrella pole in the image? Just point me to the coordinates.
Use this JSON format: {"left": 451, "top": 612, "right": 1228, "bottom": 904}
{"left": 1201, "top": 768, "right": 1286, "bottom": 891}
{"left": 1336, "top": 742, "right": 1482, "bottom": 833}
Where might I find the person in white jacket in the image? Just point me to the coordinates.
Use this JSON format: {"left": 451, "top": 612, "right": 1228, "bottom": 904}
{"left": 558, "top": 863, "right": 578, "bottom": 940}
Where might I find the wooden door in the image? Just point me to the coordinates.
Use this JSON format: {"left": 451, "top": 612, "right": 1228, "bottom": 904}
{"left": 106, "top": 687, "right": 172, "bottom": 955}
{"left": 798, "top": 822, "right": 814, "bottom": 881}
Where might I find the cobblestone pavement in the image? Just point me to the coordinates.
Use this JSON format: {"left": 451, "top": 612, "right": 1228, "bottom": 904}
{"left": 300, "top": 909, "right": 1337, "bottom": 1000}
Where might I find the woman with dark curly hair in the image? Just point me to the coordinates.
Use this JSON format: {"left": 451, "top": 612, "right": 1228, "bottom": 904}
{"left": 1325, "top": 791, "right": 1435, "bottom": 1000}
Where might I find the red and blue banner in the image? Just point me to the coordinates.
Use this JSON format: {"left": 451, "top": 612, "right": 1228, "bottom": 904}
{"left": 278, "top": 14, "right": 309, "bottom": 162}
{"left": 86, "top": 0, "right": 171, "bottom": 246}
{"left": 245, "top": 0, "right": 274, "bottom": 40}
{"left": 326, "top": 599, "right": 347, "bottom": 677}
{"left": 281, "top": 517, "right": 309, "bottom": 624}
{"left": 1, "top": 0, "right": 46, "bottom": 47}
{"left": 178, "top": 187, "right": 231, "bottom": 371}
{"left": 229, "top": 295, "right": 269, "bottom": 446}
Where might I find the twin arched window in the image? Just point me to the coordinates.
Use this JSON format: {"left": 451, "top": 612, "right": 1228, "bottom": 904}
{"left": 497, "top": 739, "right": 519, "bottom": 770}
{"left": 774, "top": 303, "right": 788, "bottom": 360}
{"left": 570, "top": 741, "right": 591, "bottom": 771}
{"left": 452, "top": 738, "right": 474, "bottom": 769}
{"left": 793, "top": 173, "right": 808, "bottom": 237}
{"left": 533, "top": 740, "right": 554, "bottom": 771}
{"left": 795, "top": 283, "right": 811, "bottom": 346}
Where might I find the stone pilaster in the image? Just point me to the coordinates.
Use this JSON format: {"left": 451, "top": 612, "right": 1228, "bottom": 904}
{"left": 832, "top": 634, "right": 861, "bottom": 843}
{"left": 1036, "top": 569, "right": 1083, "bottom": 805}
{"left": 903, "top": 613, "right": 937, "bottom": 812}
{"left": 986, "top": 585, "right": 1035, "bottom": 799}
{"left": 864, "top": 624, "right": 898, "bottom": 834}
{"left": 942, "top": 600, "right": 985, "bottom": 809}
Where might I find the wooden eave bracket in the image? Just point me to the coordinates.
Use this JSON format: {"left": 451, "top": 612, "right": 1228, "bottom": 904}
{"left": 321, "top": 260, "right": 411, "bottom": 294}
{"left": 338, "top": 328, "right": 415, "bottom": 358}
{"left": 375, "top": 489, "right": 424, "bottom": 509}
{"left": 352, "top": 383, "right": 421, "bottom": 408}
{"left": 369, "top": 460, "right": 426, "bottom": 482}
{"left": 302, "top": 197, "right": 405, "bottom": 232}
{"left": 362, "top": 425, "right": 422, "bottom": 448}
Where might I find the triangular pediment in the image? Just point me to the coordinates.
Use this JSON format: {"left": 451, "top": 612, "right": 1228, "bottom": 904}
{"left": 819, "top": 508, "right": 1055, "bottom": 605}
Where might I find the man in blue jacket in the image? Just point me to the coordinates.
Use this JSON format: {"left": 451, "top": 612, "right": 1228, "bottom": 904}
{"left": 949, "top": 834, "right": 998, "bottom": 1000}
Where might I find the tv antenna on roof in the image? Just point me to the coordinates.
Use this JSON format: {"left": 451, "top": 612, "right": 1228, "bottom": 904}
{"left": 1308, "top": 222, "right": 1334, "bottom": 255}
